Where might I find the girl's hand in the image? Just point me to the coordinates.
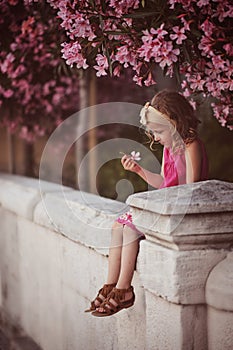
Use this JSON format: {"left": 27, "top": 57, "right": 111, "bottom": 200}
{"left": 121, "top": 154, "right": 141, "bottom": 174}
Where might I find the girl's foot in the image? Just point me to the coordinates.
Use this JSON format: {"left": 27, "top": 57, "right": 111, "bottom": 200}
{"left": 85, "top": 283, "right": 116, "bottom": 312}
{"left": 91, "top": 286, "right": 135, "bottom": 317}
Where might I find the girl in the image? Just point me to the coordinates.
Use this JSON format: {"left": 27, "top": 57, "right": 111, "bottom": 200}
{"left": 85, "top": 89, "right": 208, "bottom": 317}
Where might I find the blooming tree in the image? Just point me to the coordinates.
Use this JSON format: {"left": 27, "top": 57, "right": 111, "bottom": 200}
{"left": 49, "top": 0, "right": 233, "bottom": 129}
{"left": 0, "top": 0, "right": 80, "bottom": 142}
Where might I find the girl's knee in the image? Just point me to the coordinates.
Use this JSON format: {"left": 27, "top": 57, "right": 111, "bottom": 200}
{"left": 111, "top": 221, "right": 124, "bottom": 236}
{"left": 122, "top": 225, "right": 141, "bottom": 241}
{"left": 112, "top": 221, "right": 123, "bottom": 230}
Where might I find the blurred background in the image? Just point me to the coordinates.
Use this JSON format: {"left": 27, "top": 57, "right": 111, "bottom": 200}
{"left": 0, "top": 1, "right": 232, "bottom": 203}
{"left": 0, "top": 69, "right": 233, "bottom": 202}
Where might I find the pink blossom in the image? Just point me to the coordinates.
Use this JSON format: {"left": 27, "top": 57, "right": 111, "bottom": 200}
{"left": 133, "top": 62, "right": 143, "bottom": 75}
{"left": 8, "top": 0, "right": 18, "bottom": 5}
{"left": 43, "top": 80, "right": 56, "bottom": 96}
{"left": 166, "top": 65, "right": 174, "bottom": 77}
{"left": 182, "top": 88, "right": 192, "bottom": 97}
{"left": 132, "top": 74, "right": 143, "bottom": 86}
{"left": 10, "top": 64, "right": 26, "bottom": 79}
{"left": 43, "top": 100, "right": 53, "bottom": 113}
{"left": 94, "top": 54, "right": 109, "bottom": 77}
{"left": 138, "top": 29, "right": 162, "bottom": 62}
{"left": 205, "top": 61, "right": 222, "bottom": 78}
{"left": 109, "top": 0, "right": 140, "bottom": 15}
{"left": 69, "top": 16, "right": 96, "bottom": 41}
{"left": 113, "top": 65, "right": 121, "bottom": 77}
{"left": 130, "top": 151, "right": 141, "bottom": 161}
{"left": 21, "top": 16, "right": 35, "bottom": 34}
{"left": 211, "top": 102, "right": 229, "bottom": 127}
{"left": 0, "top": 0, "right": 81, "bottom": 140}
{"left": 225, "top": 60, "right": 233, "bottom": 78}
{"left": 170, "top": 26, "right": 187, "bottom": 45}
{"left": 198, "top": 35, "right": 214, "bottom": 56}
{"left": 211, "top": 55, "right": 226, "bottom": 70}
{"left": 180, "top": 17, "right": 191, "bottom": 31}
{"left": 188, "top": 74, "right": 205, "bottom": 91}
{"left": 115, "top": 44, "right": 136, "bottom": 67}
{"left": 61, "top": 42, "right": 89, "bottom": 69}
{"left": 189, "top": 99, "right": 197, "bottom": 110}
{"left": 205, "top": 79, "right": 220, "bottom": 97}
{"left": 144, "top": 72, "right": 156, "bottom": 86}
{"left": 223, "top": 43, "right": 233, "bottom": 56}
{"left": 200, "top": 19, "right": 215, "bottom": 36}
{"left": 141, "top": 29, "right": 153, "bottom": 44}
{"left": 197, "top": 0, "right": 209, "bottom": 7}
{"left": 168, "top": 0, "right": 194, "bottom": 11}
{"left": 216, "top": 77, "right": 229, "bottom": 91}
{"left": 0, "top": 52, "right": 15, "bottom": 73}
{"left": 214, "top": 2, "right": 232, "bottom": 22}
{"left": 2, "top": 0, "right": 232, "bottom": 133}
{"left": 168, "top": 0, "right": 177, "bottom": 10}
{"left": 154, "top": 41, "right": 180, "bottom": 69}
{"left": 95, "top": 54, "right": 108, "bottom": 68}
{"left": 3, "top": 89, "right": 14, "bottom": 98}
{"left": 138, "top": 42, "right": 153, "bottom": 62}
{"left": 150, "top": 24, "right": 168, "bottom": 40}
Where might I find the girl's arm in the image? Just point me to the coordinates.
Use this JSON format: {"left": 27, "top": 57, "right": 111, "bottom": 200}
{"left": 185, "top": 140, "right": 202, "bottom": 183}
{"left": 121, "top": 155, "right": 164, "bottom": 189}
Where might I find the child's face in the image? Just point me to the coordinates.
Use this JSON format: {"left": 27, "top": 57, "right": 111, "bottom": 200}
{"left": 146, "top": 122, "right": 172, "bottom": 147}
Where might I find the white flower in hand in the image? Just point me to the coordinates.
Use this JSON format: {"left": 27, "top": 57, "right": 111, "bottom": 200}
{"left": 130, "top": 151, "right": 141, "bottom": 161}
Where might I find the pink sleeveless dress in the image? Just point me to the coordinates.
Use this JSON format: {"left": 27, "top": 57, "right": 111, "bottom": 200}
{"left": 116, "top": 138, "right": 208, "bottom": 238}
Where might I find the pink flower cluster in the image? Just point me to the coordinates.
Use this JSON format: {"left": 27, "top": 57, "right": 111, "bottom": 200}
{"left": 0, "top": 0, "right": 80, "bottom": 141}
{"left": 50, "top": 0, "right": 233, "bottom": 129}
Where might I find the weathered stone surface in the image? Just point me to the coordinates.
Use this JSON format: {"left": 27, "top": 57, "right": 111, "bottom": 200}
{"left": 127, "top": 180, "right": 233, "bottom": 250}
{"left": 0, "top": 210, "right": 145, "bottom": 350}
{"left": 206, "top": 252, "right": 233, "bottom": 311}
{"left": 137, "top": 240, "right": 227, "bottom": 304}
{"left": 127, "top": 180, "right": 233, "bottom": 214}
{"left": 207, "top": 307, "right": 233, "bottom": 350}
{"left": 0, "top": 172, "right": 72, "bottom": 220}
{"left": 34, "top": 189, "right": 126, "bottom": 253}
{"left": 1, "top": 174, "right": 233, "bottom": 350}
{"left": 144, "top": 290, "right": 207, "bottom": 350}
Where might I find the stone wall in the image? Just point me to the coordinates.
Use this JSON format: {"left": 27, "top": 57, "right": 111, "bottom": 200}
{"left": 0, "top": 173, "right": 233, "bottom": 350}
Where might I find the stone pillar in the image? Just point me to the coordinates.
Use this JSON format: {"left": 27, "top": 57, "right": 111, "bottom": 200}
{"left": 127, "top": 180, "right": 233, "bottom": 350}
{"left": 206, "top": 252, "right": 233, "bottom": 350}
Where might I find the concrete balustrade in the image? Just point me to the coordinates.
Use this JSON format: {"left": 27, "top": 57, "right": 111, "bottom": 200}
{"left": 0, "top": 173, "right": 233, "bottom": 350}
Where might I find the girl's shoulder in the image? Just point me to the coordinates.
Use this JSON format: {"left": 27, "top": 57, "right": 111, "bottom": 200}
{"left": 185, "top": 138, "right": 203, "bottom": 153}
{"left": 184, "top": 138, "right": 206, "bottom": 166}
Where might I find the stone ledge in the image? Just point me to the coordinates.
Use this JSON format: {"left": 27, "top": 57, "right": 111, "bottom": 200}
{"left": 127, "top": 180, "right": 233, "bottom": 250}
{"left": 33, "top": 186, "right": 127, "bottom": 254}
{"left": 127, "top": 180, "right": 233, "bottom": 215}
{"left": 0, "top": 172, "right": 72, "bottom": 220}
{"left": 0, "top": 173, "right": 127, "bottom": 254}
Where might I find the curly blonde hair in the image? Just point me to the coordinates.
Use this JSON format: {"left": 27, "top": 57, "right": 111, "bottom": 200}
{"left": 150, "top": 90, "right": 200, "bottom": 145}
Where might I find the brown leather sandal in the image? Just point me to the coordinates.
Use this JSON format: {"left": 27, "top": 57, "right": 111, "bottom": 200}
{"left": 85, "top": 283, "right": 116, "bottom": 312}
{"left": 91, "top": 286, "right": 135, "bottom": 317}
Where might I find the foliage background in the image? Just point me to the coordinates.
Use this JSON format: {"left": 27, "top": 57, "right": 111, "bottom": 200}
{"left": 0, "top": 0, "right": 232, "bottom": 202}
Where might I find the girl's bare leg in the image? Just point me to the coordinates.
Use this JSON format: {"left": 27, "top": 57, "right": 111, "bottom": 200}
{"left": 97, "top": 225, "right": 140, "bottom": 312}
{"left": 92, "top": 221, "right": 123, "bottom": 309}
{"left": 106, "top": 221, "right": 123, "bottom": 284}
{"left": 116, "top": 225, "right": 140, "bottom": 290}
